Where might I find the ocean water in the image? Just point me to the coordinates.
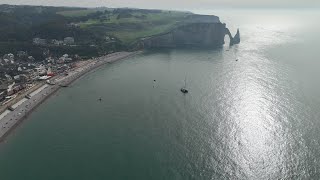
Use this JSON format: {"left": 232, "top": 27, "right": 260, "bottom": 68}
{"left": 0, "top": 10, "right": 320, "bottom": 179}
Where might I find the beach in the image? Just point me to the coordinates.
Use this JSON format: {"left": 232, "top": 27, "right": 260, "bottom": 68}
{"left": 0, "top": 51, "right": 140, "bottom": 141}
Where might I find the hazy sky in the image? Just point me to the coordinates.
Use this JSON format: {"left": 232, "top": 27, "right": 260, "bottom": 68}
{"left": 1, "top": 0, "right": 319, "bottom": 9}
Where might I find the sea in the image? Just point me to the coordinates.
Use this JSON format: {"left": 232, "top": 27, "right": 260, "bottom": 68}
{"left": 0, "top": 9, "right": 320, "bottom": 179}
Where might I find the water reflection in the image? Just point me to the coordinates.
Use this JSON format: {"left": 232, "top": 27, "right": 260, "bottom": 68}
{"left": 211, "top": 19, "right": 314, "bottom": 178}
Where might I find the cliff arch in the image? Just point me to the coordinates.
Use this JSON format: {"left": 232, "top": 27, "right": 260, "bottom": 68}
{"left": 225, "top": 28, "right": 240, "bottom": 46}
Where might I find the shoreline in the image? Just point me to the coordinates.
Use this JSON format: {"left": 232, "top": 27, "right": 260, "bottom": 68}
{"left": 0, "top": 51, "right": 141, "bottom": 142}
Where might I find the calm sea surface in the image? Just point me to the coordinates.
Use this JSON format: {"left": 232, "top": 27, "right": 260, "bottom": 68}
{"left": 0, "top": 10, "right": 320, "bottom": 179}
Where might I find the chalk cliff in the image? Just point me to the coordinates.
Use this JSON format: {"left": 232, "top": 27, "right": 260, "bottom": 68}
{"left": 139, "top": 15, "right": 240, "bottom": 49}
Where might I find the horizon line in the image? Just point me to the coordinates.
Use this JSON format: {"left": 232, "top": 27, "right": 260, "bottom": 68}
{"left": 1, "top": 3, "right": 320, "bottom": 11}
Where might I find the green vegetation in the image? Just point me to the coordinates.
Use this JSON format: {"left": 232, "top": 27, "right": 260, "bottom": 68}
{"left": 0, "top": 5, "right": 193, "bottom": 60}
{"left": 78, "top": 10, "right": 190, "bottom": 43}
{"left": 57, "top": 9, "right": 98, "bottom": 17}
{"left": 111, "top": 23, "right": 175, "bottom": 44}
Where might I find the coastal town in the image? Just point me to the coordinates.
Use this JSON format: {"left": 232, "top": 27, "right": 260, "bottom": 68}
{"left": 0, "top": 50, "right": 139, "bottom": 140}
{"left": 0, "top": 47, "right": 80, "bottom": 108}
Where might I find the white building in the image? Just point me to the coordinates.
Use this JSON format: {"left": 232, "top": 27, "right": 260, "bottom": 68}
{"left": 59, "top": 54, "right": 73, "bottom": 62}
{"left": 64, "top": 37, "right": 75, "bottom": 45}
{"left": 13, "top": 75, "right": 20, "bottom": 81}
{"left": 3, "top": 53, "right": 14, "bottom": 61}
{"left": 33, "top": 38, "right": 47, "bottom": 45}
{"left": 52, "top": 39, "right": 64, "bottom": 46}
{"left": 35, "top": 65, "right": 47, "bottom": 75}
{"left": 5, "top": 74, "right": 12, "bottom": 81}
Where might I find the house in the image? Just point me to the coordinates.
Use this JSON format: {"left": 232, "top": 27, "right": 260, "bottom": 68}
{"left": 47, "top": 67, "right": 55, "bottom": 76}
{"left": 3, "top": 53, "right": 14, "bottom": 61}
{"left": 64, "top": 37, "right": 75, "bottom": 45}
{"left": 13, "top": 85, "right": 21, "bottom": 92}
{"left": 3, "top": 59, "right": 9, "bottom": 64}
{"left": 59, "top": 54, "right": 73, "bottom": 63}
{"left": 17, "top": 51, "right": 27, "bottom": 58}
{"left": 5, "top": 74, "right": 12, "bottom": 81}
{"left": 56, "top": 58, "right": 65, "bottom": 64}
{"left": 46, "top": 57, "right": 55, "bottom": 63}
{"left": 33, "top": 38, "right": 47, "bottom": 45}
{"left": 51, "top": 39, "right": 64, "bottom": 46}
{"left": 35, "top": 65, "right": 47, "bottom": 75}
{"left": 67, "top": 23, "right": 80, "bottom": 28}
{"left": 13, "top": 75, "right": 20, "bottom": 81}
{"left": 6, "top": 82, "right": 15, "bottom": 95}
{"left": 11, "top": 84, "right": 26, "bottom": 93}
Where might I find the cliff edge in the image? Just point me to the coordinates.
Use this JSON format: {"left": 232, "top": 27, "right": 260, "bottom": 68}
{"left": 138, "top": 14, "right": 240, "bottom": 49}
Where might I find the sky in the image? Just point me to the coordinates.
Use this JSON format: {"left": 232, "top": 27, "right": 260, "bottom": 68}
{"left": 1, "top": 0, "right": 319, "bottom": 10}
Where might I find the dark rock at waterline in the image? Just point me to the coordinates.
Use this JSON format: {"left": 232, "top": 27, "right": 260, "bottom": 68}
{"left": 232, "top": 29, "right": 241, "bottom": 45}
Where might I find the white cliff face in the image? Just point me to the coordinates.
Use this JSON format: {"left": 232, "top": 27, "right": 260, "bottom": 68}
{"left": 141, "top": 23, "right": 227, "bottom": 48}
{"left": 140, "top": 15, "right": 239, "bottom": 49}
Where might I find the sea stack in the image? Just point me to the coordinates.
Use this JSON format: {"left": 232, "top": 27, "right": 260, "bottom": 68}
{"left": 232, "top": 29, "right": 241, "bottom": 44}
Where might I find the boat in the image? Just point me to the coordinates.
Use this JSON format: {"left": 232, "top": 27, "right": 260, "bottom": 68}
{"left": 180, "top": 76, "right": 189, "bottom": 94}
{"left": 180, "top": 88, "right": 189, "bottom": 94}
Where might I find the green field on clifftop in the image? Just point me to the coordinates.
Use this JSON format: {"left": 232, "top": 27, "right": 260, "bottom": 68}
{"left": 0, "top": 5, "right": 194, "bottom": 59}
{"left": 57, "top": 9, "right": 98, "bottom": 17}
{"left": 57, "top": 9, "right": 191, "bottom": 44}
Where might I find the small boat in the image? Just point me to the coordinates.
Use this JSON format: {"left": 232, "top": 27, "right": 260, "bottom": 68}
{"left": 180, "top": 76, "right": 189, "bottom": 94}
{"left": 180, "top": 88, "right": 189, "bottom": 94}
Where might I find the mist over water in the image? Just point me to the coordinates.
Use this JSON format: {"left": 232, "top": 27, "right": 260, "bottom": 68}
{"left": 0, "top": 10, "right": 320, "bottom": 179}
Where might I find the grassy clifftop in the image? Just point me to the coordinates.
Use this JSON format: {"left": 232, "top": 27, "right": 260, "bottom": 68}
{"left": 57, "top": 8, "right": 191, "bottom": 44}
{"left": 0, "top": 5, "right": 220, "bottom": 59}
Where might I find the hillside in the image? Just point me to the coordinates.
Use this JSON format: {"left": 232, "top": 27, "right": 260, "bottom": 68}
{"left": 0, "top": 5, "right": 228, "bottom": 60}
{"left": 55, "top": 8, "right": 193, "bottom": 44}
